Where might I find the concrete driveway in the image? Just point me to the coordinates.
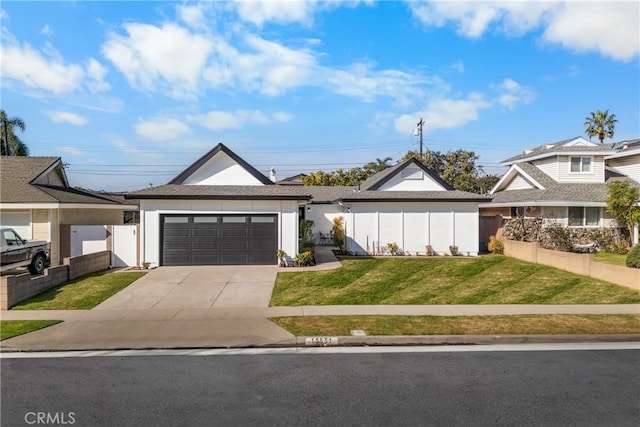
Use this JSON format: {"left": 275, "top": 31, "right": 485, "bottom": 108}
{"left": 95, "top": 266, "right": 279, "bottom": 310}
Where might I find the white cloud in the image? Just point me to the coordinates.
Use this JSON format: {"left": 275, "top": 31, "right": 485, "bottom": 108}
{"left": 234, "top": 0, "right": 317, "bottom": 26}
{"left": 190, "top": 109, "right": 291, "bottom": 131}
{"left": 409, "top": 1, "right": 639, "bottom": 61}
{"left": 272, "top": 111, "right": 293, "bottom": 122}
{"left": 493, "top": 78, "right": 536, "bottom": 110}
{"left": 0, "top": 39, "right": 84, "bottom": 93}
{"left": 47, "top": 110, "right": 89, "bottom": 126}
{"left": 85, "top": 58, "right": 110, "bottom": 93}
{"left": 41, "top": 25, "right": 52, "bottom": 36}
{"left": 135, "top": 117, "right": 192, "bottom": 142}
{"left": 57, "top": 146, "right": 83, "bottom": 156}
{"left": 452, "top": 60, "right": 464, "bottom": 74}
{"left": 177, "top": 4, "right": 208, "bottom": 29}
{"left": 0, "top": 31, "right": 112, "bottom": 96}
{"left": 102, "top": 22, "right": 212, "bottom": 98}
{"left": 394, "top": 93, "right": 490, "bottom": 134}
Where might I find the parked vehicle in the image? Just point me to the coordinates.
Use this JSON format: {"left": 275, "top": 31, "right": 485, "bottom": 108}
{"left": 0, "top": 228, "right": 50, "bottom": 275}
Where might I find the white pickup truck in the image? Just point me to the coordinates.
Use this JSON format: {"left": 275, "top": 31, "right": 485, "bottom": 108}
{"left": 0, "top": 228, "right": 50, "bottom": 275}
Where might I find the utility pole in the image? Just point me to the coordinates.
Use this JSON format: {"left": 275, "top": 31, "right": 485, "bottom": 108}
{"left": 416, "top": 118, "right": 424, "bottom": 159}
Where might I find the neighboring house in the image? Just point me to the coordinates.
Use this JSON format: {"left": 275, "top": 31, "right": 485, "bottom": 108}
{"left": 480, "top": 136, "right": 640, "bottom": 240}
{"left": 128, "top": 144, "right": 488, "bottom": 267}
{"left": 0, "top": 156, "right": 133, "bottom": 265}
{"left": 276, "top": 173, "right": 306, "bottom": 186}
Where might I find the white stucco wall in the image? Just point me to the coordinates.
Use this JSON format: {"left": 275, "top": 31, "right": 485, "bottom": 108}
{"left": 305, "top": 204, "right": 345, "bottom": 243}
{"left": 344, "top": 202, "right": 479, "bottom": 256}
{"left": 139, "top": 199, "right": 299, "bottom": 266}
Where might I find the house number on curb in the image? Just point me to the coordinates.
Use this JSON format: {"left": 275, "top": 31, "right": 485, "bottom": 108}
{"left": 305, "top": 337, "right": 339, "bottom": 346}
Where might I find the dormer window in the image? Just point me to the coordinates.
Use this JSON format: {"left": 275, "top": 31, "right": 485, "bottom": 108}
{"left": 570, "top": 156, "right": 592, "bottom": 173}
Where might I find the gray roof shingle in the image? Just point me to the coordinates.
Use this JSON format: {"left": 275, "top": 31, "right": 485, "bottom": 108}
{"left": 341, "top": 190, "right": 489, "bottom": 202}
{"left": 502, "top": 137, "right": 617, "bottom": 164}
{"left": 1, "top": 156, "right": 124, "bottom": 205}
{"left": 127, "top": 185, "right": 312, "bottom": 200}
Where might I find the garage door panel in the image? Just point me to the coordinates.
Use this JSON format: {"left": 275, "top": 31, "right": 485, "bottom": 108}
{"left": 161, "top": 214, "right": 277, "bottom": 266}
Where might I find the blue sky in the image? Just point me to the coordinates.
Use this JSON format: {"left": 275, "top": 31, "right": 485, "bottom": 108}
{"left": 1, "top": 1, "right": 638, "bottom": 191}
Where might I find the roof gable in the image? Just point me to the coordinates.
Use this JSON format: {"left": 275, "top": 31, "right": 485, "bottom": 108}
{"left": 501, "top": 136, "right": 617, "bottom": 165}
{"left": 361, "top": 158, "right": 453, "bottom": 191}
{"left": 169, "top": 143, "right": 273, "bottom": 186}
{"left": 562, "top": 136, "right": 598, "bottom": 147}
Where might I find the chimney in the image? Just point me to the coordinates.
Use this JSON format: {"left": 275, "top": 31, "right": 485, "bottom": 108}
{"left": 269, "top": 167, "right": 276, "bottom": 183}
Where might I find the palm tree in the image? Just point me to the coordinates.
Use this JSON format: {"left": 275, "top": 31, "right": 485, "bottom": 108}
{"left": 584, "top": 109, "right": 617, "bottom": 144}
{"left": 365, "top": 157, "right": 392, "bottom": 173}
{"left": 0, "top": 110, "right": 29, "bottom": 156}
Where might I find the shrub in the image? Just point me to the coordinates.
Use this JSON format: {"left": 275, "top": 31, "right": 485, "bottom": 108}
{"left": 488, "top": 236, "right": 504, "bottom": 254}
{"left": 332, "top": 217, "right": 345, "bottom": 251}
{"left": 387, "top": 242, "right": 399, "bottom": 255}
{"left": 449, "top": 245, "right": 459, "bottom": 256}
{"left": 294, "top": 250, "right": 315, "bottom": 267}
{"left": 626, "top": 244, "right": 640, "bottom": 268}
{"left": 299, "top": 219, "right": 315, "bottom": 247}
{"left": 425, "top": 245, "right": 436, "bottom": 256}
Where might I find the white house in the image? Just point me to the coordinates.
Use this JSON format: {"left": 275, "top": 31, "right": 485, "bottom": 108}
{"left": 128, "top": 144, "right": 488, "bottom": 266}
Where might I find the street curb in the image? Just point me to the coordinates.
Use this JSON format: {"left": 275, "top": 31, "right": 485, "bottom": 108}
{"left": 4, "top": 334, "right": 638, "bottom": 353}
{"left": 285, "top": 334, "right": 640, "bottom": 347}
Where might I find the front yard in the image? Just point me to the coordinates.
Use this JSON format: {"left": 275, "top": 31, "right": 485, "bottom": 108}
{"left": 270, "top": 255, "right": 640, "bottom": 306}
{"left": 12, "top": 271, "right": 146, "bottom": 310}
{"left": 1, "top": 320, "right": 61, "bottom": 340}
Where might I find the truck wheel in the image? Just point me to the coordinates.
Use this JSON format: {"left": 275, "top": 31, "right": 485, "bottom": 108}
{"left": 29, "top": 254, "right": 46, "bottom": 275}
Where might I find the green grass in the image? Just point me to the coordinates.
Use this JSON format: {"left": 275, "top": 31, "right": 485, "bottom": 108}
{"left": 12, "top": 271, "right": 146, "bottom": 310}
{"left": 270, "top": 255, "right": 640, "bottom": 306}
{"left": 272, "top": 314, "right": 640, "bottom": 336}
{"left": 594, "top": 252, "right": 628, "bottom": 266}
{"left": 1, "top": 320, "right": 62, "bottom": 340}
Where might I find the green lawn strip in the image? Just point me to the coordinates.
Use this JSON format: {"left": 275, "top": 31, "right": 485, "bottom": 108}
{"left": 12, "top": 271, "right": 146, "bottom": 310}
{"left": 594, "top": 252, "right": 628, "bottom": 267}
{"left": 271, "top": 315, "right": 640, "bottom": 336}
{"left": 1, "top": 320, "right": 62, "bottom": 340}
{"left": 270, "top": 255, "right": 640, "bottom": 306}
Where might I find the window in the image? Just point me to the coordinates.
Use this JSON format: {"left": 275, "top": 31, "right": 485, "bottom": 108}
{"left": 2, "top": 229, "right": 22, "bottom": 245}
{"left": 570, "top": 156, "right": 592, "bottom": 173}
{"left": 251, "top": 216, "right": 275, "bottom": 223}
{"left": 193, "top": 216, "right": 218, "bottom": 223}
{"left": 568, "top": 207, "right": 600, "bottom": 226}
{"left": 164, "top": 216, "right": 189, "bottom": 223}
{"left": 510, "top": 206, "right": 525, "bottom": 217}
{"left": 222, "top": 216, "right": 246, "bottom": 223}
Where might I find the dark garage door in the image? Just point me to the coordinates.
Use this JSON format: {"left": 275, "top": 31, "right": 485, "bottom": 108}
{"left": 161, "top": 214, "right": 278, "bottom": 266}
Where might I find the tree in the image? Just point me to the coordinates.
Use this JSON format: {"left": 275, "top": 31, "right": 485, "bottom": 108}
{"left": 606, "top": 181, "right": 640, "bottom": 244}
{"left": 302, "top": 167, "right": 372, "bottom": 186}
{"left": 584, "top": 109, "right": 617, "bottom": 144}
{"left": 402, "top": 148, "right": 499, "bottom": 193}
{"left": 364, "top": 157, "right": 392, "bottom": 173}
{"left": 0, "top": 110, "right": 29, "bottom": 156}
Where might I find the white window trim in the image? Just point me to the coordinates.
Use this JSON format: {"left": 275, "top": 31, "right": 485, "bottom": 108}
{"left": 569, "top": 156, "right": 593, "bottom": 173}
{"left": 566, "top": 206, "right": 601, "bottom": 228}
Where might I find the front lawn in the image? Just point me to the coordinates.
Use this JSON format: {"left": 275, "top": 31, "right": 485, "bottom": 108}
{"left": 272, "top": 314, "right": 640, "bottom": 336}
{"left": 13, "top": 271, "right": 145, "bottom": 310}
{"left": 593, "top": 252, "right": 628, "bottom": 267}
{"left": 270, "top": 255, "right": 640, "bottom": 306}
{"left": 1, "top": 320, "right": 62, "bottom": 340}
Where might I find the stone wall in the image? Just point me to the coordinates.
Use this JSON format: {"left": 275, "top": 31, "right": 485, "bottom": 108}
{"left": 1, "top": 251, "right": 111, "bottom": 310}
{"left": 502, "top": 217, "right": 629, "bottom": 253}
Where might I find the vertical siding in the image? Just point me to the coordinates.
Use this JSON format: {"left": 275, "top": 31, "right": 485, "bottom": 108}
{"left": 532, "top": 157, "right": 559, "bottom": 180}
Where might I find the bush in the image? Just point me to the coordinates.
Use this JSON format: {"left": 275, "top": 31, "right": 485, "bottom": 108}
{"left": 332, "top": 217, "right": 345, "bottom": 251}
{"left": 449, "top": 245, "right": 459, "bottom": 256}
{"left": 299, "top": 219, "right": 315, "bottom": 247}
{"left": 488, "top": 236, "right": 504, "bottom": 254}
{"left": 387, "top": 242, "right": 399, "bottom": 255}
{"left": 425, "top": 245, "right": 436, "bottom": 256}
{"left": 295, "top": 251, "right": 315, "bottom": 267}
{"left": 626, "top": 244, "right": 640, "bottom": 268}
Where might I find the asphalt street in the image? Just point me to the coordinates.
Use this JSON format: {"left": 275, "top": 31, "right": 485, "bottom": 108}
{"left": 2, "top": 348, "right": 639, "bottom": 426}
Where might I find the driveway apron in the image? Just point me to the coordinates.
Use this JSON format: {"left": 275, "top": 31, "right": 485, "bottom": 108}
{"left": 94, "top": 266, "right": 278, "bottom": 310}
